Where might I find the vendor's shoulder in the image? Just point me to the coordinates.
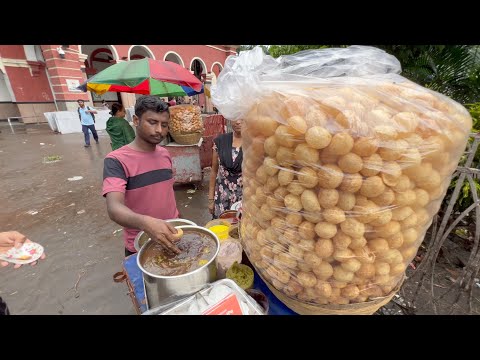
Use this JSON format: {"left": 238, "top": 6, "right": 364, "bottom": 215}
{"left": 155, "top": 145, "right": 171, "bottom": 156}
{"left": 105, "top": 145, "right": 132, "bottom": 160}
{"left": 156, "top": 145, "right": 173, "bottom": 165}
{"left": 215, "top": 132, "right": 230, "bottom": 141}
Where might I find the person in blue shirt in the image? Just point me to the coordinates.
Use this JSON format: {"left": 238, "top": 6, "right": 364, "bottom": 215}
{"left": 77, "top": 99, "right": 99, "bottom": 148}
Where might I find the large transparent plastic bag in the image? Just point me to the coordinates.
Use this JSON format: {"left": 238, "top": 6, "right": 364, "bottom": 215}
{"left": 212, "top": 46, "right": 472, "bottom": 306}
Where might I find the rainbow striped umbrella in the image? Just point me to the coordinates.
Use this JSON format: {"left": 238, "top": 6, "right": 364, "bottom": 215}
{"left": 77, "top": 58, "right": 203, "bottom": 97}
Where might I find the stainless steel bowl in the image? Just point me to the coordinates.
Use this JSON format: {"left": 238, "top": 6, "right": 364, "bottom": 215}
{"left": 133, "top": 218, "right": 197, "bottom": 252}
{"left": 137, "top": 225, "right": 220, "bottom": 308}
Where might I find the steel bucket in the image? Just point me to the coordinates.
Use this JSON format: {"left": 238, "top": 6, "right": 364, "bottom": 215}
{"left": 137, "top": 225, "right": 219, "bottom": 308}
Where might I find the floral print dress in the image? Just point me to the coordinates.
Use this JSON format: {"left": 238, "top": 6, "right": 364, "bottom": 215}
{"left": 213, "top": 142, "right": 243, "bottom": 218}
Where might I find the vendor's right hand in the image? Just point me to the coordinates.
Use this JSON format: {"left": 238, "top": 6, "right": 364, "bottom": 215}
{"left": 208, "top": 200, "right": 215, "bottom": 215}
{"left": 143, "top": 217, "right": 181, "bottom": 254}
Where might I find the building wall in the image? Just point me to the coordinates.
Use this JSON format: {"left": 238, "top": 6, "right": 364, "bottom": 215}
{"left": 41, "top": 45, "right": 88, "bottom": 107}
{"left": 6, "top": 67, "right": 53, "bottom": 102}
{"left": 112, "top": 45, "right": 234, "bottom": 73}
{"left": 17, "top": 103, "right": 56, "bottom": 123}
{"left": 0, "top": 45, "right": 237, "bottom": 120}
{"left": 0, "top": 103, "right": 20, "bottom": 120}
{"left": 0, "top": 45, "right": 26, "bottom": 59}
{"left": 0, "top": 45, "right": 55, "bottom": 122}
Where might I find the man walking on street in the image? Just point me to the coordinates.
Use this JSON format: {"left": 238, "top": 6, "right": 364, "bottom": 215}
{"left": 77, "top": 99, "right": 99, "bottom": 147}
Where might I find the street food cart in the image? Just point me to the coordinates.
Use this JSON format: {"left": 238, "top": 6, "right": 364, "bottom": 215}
{"left": 115, "top": 211, "right": 295, "bottom": 315}
{"left": 163, "top": 114, "right": 226, "bottom": 187}
{"left": 120, "top": 252, "right": 296, "bottom": 315}
{"left": 164, "top": 139, "right": 203, "bottom": 187}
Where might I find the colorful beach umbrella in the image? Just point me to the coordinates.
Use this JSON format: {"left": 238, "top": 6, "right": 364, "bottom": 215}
{"left": 77, "top": 58, "right": 203, "bottom": 97}
{"left": 181, "top": 84, "right": 204, "bottom": 96}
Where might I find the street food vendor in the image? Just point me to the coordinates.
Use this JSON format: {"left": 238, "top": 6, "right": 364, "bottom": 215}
{"left": 102, "top": 96, "right": 181, "bottom": 256}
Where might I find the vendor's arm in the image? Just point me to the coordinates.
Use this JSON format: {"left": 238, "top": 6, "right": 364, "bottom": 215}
{"left": 105, "top": 192, "right": 180, "bottom": 254}
{"left": 103, "top": 156, "right": 180, "bottom": 254}
{"left": 208, "top": 146, "right": 219, "bottom": 214}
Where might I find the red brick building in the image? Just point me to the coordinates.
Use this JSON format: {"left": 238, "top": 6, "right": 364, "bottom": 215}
{"left": 0, "top": 45, "right": 237, "bottom": 123}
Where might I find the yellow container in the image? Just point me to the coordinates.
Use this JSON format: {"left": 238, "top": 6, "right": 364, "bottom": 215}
{"left": 205, "top": 219, "right": 231, "bottom": 242}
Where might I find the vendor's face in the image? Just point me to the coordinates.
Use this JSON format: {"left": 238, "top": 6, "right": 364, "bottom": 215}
{"left": 133, "top": 110, "right": 170, "bottom": 144}
{"left": 232, "top": 119, "right": 242, "bottom": 133}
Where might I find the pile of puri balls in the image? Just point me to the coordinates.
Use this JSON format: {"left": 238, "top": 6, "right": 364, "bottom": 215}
{"left": 240, "top": 80, "right": 471, "bottom": 306}
{"left": 169, "top": 104, "right": 204, "bottom": 134}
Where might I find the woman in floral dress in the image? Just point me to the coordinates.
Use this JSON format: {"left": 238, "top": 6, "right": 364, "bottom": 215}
{"left": 208, "top": 119, "right": 243, "bottom": 218}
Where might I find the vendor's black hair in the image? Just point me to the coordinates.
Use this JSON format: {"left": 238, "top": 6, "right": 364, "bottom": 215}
{"left": 110, "top": 102, "right": 124, "bottom": 116}
{"left": 134, "top": 95, "right": 169, "bottom": 119}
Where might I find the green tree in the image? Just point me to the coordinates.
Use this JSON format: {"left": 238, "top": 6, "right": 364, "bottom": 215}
{"left": 268, "top": 45, "right": 335, "bottom": 58}
{"left": 376, "top": 45, "right": 480, "bottom": 104}
{"left": 248, "top": 45, "right": 480, "bottom": 104}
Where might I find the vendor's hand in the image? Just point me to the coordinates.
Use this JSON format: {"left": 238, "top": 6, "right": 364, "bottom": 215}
{"left": 0, "top": 231, "right": 46, "bottom": 269}
{"left": 208, "top": 200, "right": 215, "bottom": 215}
{"left": 143, "top": 217, "right": 181, "bottom": 254}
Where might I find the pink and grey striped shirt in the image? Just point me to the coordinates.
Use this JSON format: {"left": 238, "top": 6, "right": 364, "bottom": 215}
{"left": 102, "top": 145, "right": 179, "bottom": 252}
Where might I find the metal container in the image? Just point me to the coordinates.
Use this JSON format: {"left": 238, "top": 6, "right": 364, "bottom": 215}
{"left": 218, "top": 210, "right": 239, "bottom": 224}
{"left": 137, "top": 225, "right": 220, "bottom": 309}
{"left": 134, "top": 218, "right": 196, "bottom": 252}
{"left": 142, "top": 279, "right": 266, "bottom": 315}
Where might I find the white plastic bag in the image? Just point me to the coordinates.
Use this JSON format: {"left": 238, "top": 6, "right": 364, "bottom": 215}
{"left": 215, "top": 239, "right": 243, "bottom": 279}
{"left": 213, "top": 46, "right": 471, "bottom": 307}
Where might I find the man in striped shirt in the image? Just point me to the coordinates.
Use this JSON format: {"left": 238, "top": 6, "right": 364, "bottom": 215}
{"left": 102, "top": 96, "right": 181, "bottom": 256}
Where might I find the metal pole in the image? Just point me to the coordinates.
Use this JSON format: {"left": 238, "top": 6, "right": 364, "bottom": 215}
{"left": 7, "top": 117, "right": 14, "bottom": 134}
{"left": 44, "top": 66, "right": 59, "bottom": 111}
{"left": 32, "top": 105, "right": 38, "bottom": 125}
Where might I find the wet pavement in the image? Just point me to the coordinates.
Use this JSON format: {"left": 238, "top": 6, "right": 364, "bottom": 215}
{"left": 0, "top": 124, "right": 212, "bottom": 314}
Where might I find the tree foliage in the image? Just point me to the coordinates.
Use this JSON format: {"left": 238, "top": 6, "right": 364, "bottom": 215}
{"left": 237, "top": 45, "right": 480, "bottom": 104}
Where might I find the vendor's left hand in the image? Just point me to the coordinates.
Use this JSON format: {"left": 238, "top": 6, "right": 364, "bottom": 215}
{"left": 0, "top": 231, "right": 46, "bottom": 269}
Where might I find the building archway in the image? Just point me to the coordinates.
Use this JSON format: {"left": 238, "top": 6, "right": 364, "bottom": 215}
{"left": 128, "top": 45, "right": 155, "bottom": 60}
{"left": 81, "top": 45, "right": 119, "bottom": 74}
{"left": 79, "top": 45, "right": 119, "bottom": 62}
{"left": 211, "top": 62, "right": 223, "bottom": 77}
{"left": 80, "top": 45, "right": 121, "bottom": 104}
{"left": 190, "top": 58, "right": 208, "bottom": 112}
{"left": 164, "top": 51, "right": 184, "bottom": 67}
{"left": 190, "top": 57, "right": 207, "bottom": 80}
